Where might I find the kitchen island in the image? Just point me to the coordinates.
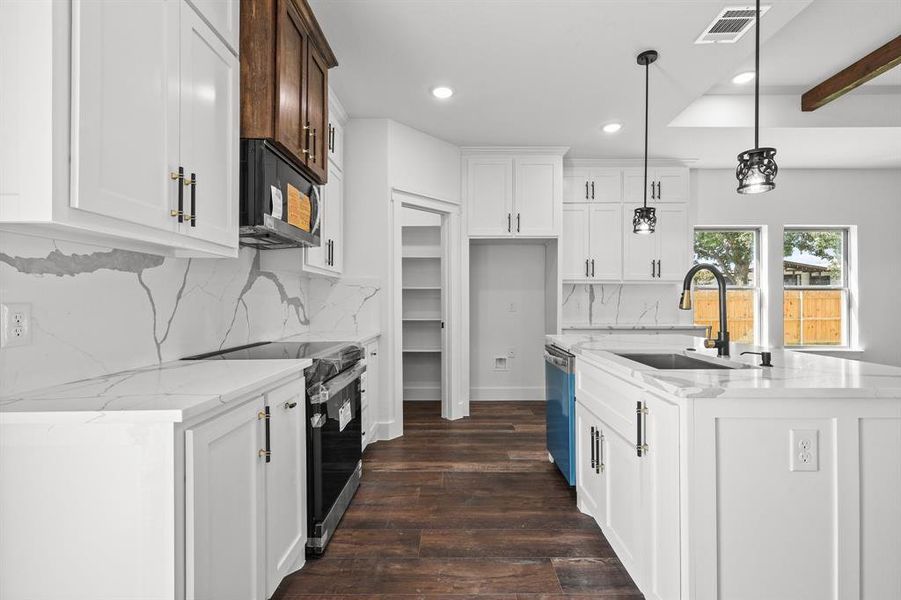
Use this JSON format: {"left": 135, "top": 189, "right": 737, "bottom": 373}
{"left": 547, "top": 333, "right": 901, "bottom": 600}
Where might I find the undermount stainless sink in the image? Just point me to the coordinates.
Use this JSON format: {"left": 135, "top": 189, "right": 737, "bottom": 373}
{"left": 614, "top": 352, "right": 744, "bottom": 370}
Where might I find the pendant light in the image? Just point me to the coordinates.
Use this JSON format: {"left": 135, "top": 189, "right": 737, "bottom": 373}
{"left": 736, "top": 0, "right": 777, "bottom": 194}
{"left": 633, "top": 50, "right": 658, "bottom": 235}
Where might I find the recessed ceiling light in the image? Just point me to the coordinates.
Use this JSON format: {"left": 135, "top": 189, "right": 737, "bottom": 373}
{"left": 602, "top": 122, "right": 622, "bottom": 134}
{"left": 431, "top": 86, "right": 453, "bottom": 99}
{"left": 732, "top": 71, "right": 755, "bottom": 85}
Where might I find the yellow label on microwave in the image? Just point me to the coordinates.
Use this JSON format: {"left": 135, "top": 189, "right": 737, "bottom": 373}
{"left": 286, "top": 184, "right": 312, "bottom": 232}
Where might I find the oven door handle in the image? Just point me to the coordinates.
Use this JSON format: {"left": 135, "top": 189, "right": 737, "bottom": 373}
{"left": 310, "top": 362, "right": 367, "bottom": 405}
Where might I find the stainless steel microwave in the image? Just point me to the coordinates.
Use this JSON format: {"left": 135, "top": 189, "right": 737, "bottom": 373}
{"left": 239, "top": 139, "right": 321, "bottom": 249}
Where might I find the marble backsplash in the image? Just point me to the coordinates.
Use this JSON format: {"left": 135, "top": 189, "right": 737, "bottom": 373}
{"left": 561, "top": 283, "right": 691, "bottom": 327}
{"left": 0, "top": 231, "right": 380, "bottom": 396}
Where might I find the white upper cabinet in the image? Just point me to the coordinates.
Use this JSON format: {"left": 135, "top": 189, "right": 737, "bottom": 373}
{"left": 623, "top": 204, "right": 689, "bottom": 282}
{"left": 328, "top": 91, "right": 347, "bottom": 171}
{"left": 624, "top": 167, "right": 689, "bottom": 204}
{"left": 465, "top": 149, "right": 565, "bottom": 238}
{"left": 0, "top": 0, "right": 239, "bottom": 258}
{"left": 179, "top": 4, "right": 239, "bottom": 247}
{"left": 562, "top": 205, "right": 591, "bottom": 280}
{"left": 564, "top": 168, "right": 622, "bottom": 203}
{"left": 303, "top": 161, "right": 343, "bottom": 276}
{"left": 466, "top": 157, "right": 514, "bottom": 237}
{"left": 563, "top": 204, "right": 623, "bottom": 281}
{"left": 514, "top": 157, "right": 561, "bottom": 236}
{"left": 588, "top": 204, "right": 624, "bottom": 280}
{"left": 70, "top": 0, "right": 180, "bottom": 233}
{"left": 186, "top": 0, "right": 239, "bottom": 53}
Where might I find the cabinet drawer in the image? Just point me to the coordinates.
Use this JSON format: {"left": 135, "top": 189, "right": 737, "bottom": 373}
{"left": 575, "top": 359, "right": 643, "bottom": 441}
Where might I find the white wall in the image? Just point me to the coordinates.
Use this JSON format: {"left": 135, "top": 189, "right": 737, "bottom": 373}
{"left": 388, "top": 120, "right": 461, "bottom": 203}
{"left": 693, "top": 168, "right": 901, "bottom": 367}
{"left": 343, "top": 118, "right": 461, "bottom": 434}
{"left": 469, "top": 242, "right": 548, "bottom": 400}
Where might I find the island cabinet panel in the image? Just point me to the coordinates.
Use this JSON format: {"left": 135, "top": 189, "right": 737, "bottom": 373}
{"left": 240, "top": 0, "right": 336, "bottom": 185}
{"left": 575, "top": 358, "right": 680, "bottom": 600}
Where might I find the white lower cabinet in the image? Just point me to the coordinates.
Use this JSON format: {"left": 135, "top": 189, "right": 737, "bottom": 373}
{"left": 362, "top": 339, "right": 380, "bottom": 449}
{"left": 576, "top": 361, "right": 679, "bottom": 600}
{"left": 186, "top": 398, "right": 268, "bottom": 600}
{"left": 185, "top": 381, "right": 307, "bottom": 600}
{"left": 0, "top": 374, "right": 308, "bottom": 600}
{"left": 264, "top": 385, "right": 307, "bottom": 596}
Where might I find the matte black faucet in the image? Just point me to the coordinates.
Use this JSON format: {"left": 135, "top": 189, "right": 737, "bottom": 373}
{"left": 678, "top": 264, "right": 730, "bottom": 357}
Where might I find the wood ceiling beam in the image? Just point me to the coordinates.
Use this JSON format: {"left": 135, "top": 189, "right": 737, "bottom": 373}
{"left": 801, "top": 35, "right": 901, "bottom": 112}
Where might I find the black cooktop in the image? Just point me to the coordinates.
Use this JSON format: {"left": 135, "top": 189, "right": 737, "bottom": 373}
{"left": 184, "top": 341, "right": 349, "bottom": 361}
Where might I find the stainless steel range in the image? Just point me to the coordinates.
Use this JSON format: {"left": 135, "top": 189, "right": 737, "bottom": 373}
{"left": 185, "top": 340, "right": 365, "bottom": 555}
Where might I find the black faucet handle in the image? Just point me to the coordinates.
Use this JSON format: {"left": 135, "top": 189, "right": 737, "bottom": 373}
{"left": 741, "top": 351, "right": 773, "bottom": 367}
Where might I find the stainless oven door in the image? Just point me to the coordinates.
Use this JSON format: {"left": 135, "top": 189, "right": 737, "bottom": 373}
{"left": 306, "top": 362, "right": 364, "bottom": 554}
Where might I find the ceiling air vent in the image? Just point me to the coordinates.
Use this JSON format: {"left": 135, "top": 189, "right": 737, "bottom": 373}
{"left": 695, "top": 5, "right": 770, "bottom": 44}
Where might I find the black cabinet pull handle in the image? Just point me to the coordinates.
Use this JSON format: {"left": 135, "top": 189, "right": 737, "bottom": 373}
{"left": 651, "top": 180, "right": 656, "bottom": 200}
{"left": 590, "top": 425, "right": 596, "bottom": 469}
{"left": 516, "top": 213, "right": 520, "bottom": 233}
{"left": 594, "top": 429, "right": 601, "bottom": 474}
{"left": 507, "top": 213, "right": 511, "bottom": 233}
{"left": 656, "top": 259, "right": 661, "bottom": 278}
{"left": 657, "top": 181, "right": 662, "bottom": 199}
{"left": 259, "top": 408, "right": 272, "bottom": 462}
{"left": 591, "top": 181, "right": 595, "bottom": 199}
{"left": 651, "top": 260, "right": 655, "bottom": 278}
{"left": 591, "top": 259, "right": 595, "bottom": 278}
{"left": 585, "top": 181, "right": 589, "bottom": 199}
{"left": 585, "top": 259, "right": 590, "bottom": 278}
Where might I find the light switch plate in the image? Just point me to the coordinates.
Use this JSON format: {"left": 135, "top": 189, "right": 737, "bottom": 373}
{"left": 789, "top": 429, "right": 819, "bottom": 472}
{"left": 1, "top": 303, "right": 32, "bottom": 348}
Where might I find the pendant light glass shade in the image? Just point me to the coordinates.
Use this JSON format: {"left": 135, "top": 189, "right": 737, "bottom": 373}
{"left": 633, "top": 49, "right": 658, "bottom": 234}
{"left": 736, "top": 0, "right": 776, "bottom": 194}
{"left": 736, "top": 147, "right": 777, "bottom": 194}
{"left": 632, "top": 206, "right": 657, "bottom": 235}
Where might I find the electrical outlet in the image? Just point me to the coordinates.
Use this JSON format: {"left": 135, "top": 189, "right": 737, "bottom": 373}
{"left": 789, "top": 429, "right": 819, "bottom": 472}
{"left": 493, "top": 356, "right": 509, "bottom": 371}
{"left": 1, "top": 303, "right": 32, "bottom": 348}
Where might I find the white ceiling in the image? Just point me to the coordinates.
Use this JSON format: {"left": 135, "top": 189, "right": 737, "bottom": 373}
{"left": 311, "top": 0, "right": 901, "bottom": 168}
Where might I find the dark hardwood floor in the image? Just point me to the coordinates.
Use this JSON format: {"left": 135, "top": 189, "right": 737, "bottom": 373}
{"left": 275, "top": 401, "right": 643, "bottom": 599}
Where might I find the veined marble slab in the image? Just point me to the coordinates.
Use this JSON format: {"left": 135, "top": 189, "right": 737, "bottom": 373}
{"left": 547, "top": 333, "right": 901, "bottom": 400}
{"left": 0, "top": 359, "right": 309, "bottom": 423}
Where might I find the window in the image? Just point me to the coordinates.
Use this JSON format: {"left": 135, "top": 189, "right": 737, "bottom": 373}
{"left": 783, "top": 228, "right": 849, "bottom": 347}
{"left": 692, "top": 228, "right": 761, "bottom": 344}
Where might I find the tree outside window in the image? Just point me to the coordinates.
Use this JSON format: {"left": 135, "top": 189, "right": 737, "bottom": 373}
{"left": 692, "top": 229, "right": 760, "bottom": 344}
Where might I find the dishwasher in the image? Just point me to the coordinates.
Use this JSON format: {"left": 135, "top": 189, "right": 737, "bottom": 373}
{"left": 544, "top": 344, "right": 576, "bottom": 485}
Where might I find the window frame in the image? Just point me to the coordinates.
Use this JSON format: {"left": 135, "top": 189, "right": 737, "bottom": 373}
{"left": 692, "top": 226, "right": 763, "bottom": 345}
{"left": 782, "top": 227, "right": 851, "bottom": 348}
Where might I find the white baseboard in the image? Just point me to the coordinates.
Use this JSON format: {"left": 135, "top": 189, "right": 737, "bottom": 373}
{"left": 469, "top": 386, "right": 545, "bottom": 401}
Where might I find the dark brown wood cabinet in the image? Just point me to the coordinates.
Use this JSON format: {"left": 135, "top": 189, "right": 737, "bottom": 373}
{"left": 241, "top": 0, "right": 337, "bottom": 184}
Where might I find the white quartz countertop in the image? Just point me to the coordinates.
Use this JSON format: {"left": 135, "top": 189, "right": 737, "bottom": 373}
{"left": 279, "top": 330, "right": 380, "bottom": 345}
{"left": 0, "top": 329, "right": 380, "bottom": 423}
{"left": 561, "top": 323, "right": 707, "bottom": 331}
{"left": 0, "top": 359, "right": 310, "bottom": 423}
{"left": 547, "top": 333, "right": 901, "bottom": 399}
